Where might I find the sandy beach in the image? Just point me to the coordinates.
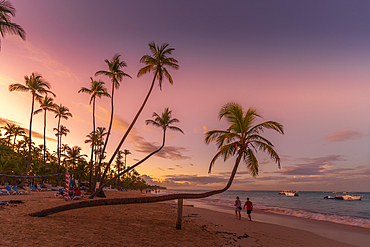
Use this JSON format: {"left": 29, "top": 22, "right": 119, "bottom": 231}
{"left": 0, "top": 190, "right": 368, "bottom": 246}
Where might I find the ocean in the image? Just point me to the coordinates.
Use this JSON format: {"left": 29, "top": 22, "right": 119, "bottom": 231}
{"left": 155, "top": 190, "right": 370, "bottom": 229}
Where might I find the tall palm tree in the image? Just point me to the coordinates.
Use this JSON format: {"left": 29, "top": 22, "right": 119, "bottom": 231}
{"left": 54, "top": 105, "right": 72, "bottom": 185}
{"left": 0, "top": 0, "right": 25, "bottom": 50}
{"left": 9, "top": 73, "right": 54, "bottom": 183}
{"left": 90, "top": 107, "right": 183, "bottom": 198}
{"left": 78, "top": 77, "right": 110, "bottom": 191}
{"left": 94, "top": 54, "right": 132, "bottom": 177}
{"left": 33, "top": 96, "right": 57, "bottom": 167}
{"left": 99, "top": 42, "right": 179, "bottom": 187}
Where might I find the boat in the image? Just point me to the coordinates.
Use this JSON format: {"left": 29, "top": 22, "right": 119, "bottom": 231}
{"left": 278, "top": 190, "right": 299, "bottom": 196}
{"left": 324, "top": 192, "right": 363, "bottom": 201}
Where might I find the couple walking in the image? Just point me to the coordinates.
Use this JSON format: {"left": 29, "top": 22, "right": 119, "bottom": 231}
{"left": 234, "top": 196, "right": 253, "bottom": 221}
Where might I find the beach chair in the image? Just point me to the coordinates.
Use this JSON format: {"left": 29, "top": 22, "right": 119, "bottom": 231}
{"left": 13, "top": 186, "right": 29, "bottom": 194}
{"left": 0, "top": 201, "right": 8, "bottom": 205}
{"left": 0, "top": 189, "right": 10, "bottom": 195}
{"left": 37, "top": 184, "right": 47, "bottom": 191}
{"left": 54, "top": 188, "right": 65, "bottom": 198}
{"left": 30, "top": 185, "right": 41, "bottom": 192}
{"left": 5, "top": 186, "right": 18, "bottom": 195}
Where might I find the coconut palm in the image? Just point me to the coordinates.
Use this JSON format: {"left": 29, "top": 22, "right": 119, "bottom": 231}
{"left": 63, "top": 145, "right": 87, "bottom": 177}
{"left": 1, "top": 123, "right": 16, "bottom": 146}
{"left": 12, "top": 125, "right": 25, "bottom": 147}
{"left": 78, "top": 77, "right": 110, "bottom": 191}
{"left": 90, "top": 107, "right": 183, "bottom": 198}
{"left": 54, "top": 104, "right": 72, "bottom": 169}
{"left": 9, "top": 73, "right": 54, "bottom": 183}
{"left": 98, "top": 42, "right": 179, "bottom": 187}
{"left": 34, "top": 96, "right": 57, "bottom": 167}
{"left": 0, "top": 0, "right": 26, "bottom": 50}
{"left": 123, "top": 149, "right": 131, "bottom": 170}
{"left": 94, "top": 54, "right": 131, "bottom": 178}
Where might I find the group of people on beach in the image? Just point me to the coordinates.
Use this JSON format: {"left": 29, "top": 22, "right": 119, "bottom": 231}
{"left": 234, "top": 196, "right": 253, "bottom": 221}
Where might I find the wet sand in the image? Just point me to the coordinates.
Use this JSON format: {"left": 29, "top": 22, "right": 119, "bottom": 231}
{"left": 0, "top": 190, "right": 367, "bottom": 246}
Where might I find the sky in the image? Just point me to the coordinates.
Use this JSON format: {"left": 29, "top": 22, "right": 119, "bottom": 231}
{"left": 0, "top": 0, "right": 369, "bottom": 192}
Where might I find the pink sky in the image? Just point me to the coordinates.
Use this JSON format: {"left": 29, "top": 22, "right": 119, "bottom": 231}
{"left": 0, "top": 0, "right": 369, "bottom": 191}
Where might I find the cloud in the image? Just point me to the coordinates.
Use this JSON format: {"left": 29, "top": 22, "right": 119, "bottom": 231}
{"left": 276, "top": 155, "right": 345, "bottom": 176}
{"left": 325, "top": 130, "right": 366, "bottom": 142}
{"left": 193, "top": 126, "right": 209, "bottom": 134}
{"left": 0, "top": 116, "right": 19, "bottom": 126}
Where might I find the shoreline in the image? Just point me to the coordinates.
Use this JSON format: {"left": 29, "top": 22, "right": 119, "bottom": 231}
{"left": 162, "top": 198, "right": 370, "bottom": 247}
{"left": 1, "top": 191, "right": 369, "bottom": 246}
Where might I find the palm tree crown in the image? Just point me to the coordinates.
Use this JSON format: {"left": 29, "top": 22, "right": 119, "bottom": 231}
{"left": 138, "top": 42, "right": 179, "bottom": 90}
{"left": 205, "top": 102, "right": 284, "bottom": 177}
{"left": 146, "top": 107, "right": 184, "bottom": 134}
{"left": 0, "top": 0, "right": 26, "bottom": 49}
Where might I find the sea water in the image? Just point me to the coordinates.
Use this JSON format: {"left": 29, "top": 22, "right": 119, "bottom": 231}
{"left": 156, "top": 190, "right": 370, "bottom": 229}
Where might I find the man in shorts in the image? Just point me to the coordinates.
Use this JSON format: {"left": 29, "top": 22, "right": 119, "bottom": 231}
{"left": 244, "top": 197, "right": 253, "bottom": 221}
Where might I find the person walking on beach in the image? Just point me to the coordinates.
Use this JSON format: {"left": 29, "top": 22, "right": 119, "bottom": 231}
{"left": 244, "top": 197, "right": 253, "bottom": 221}
{"left": 234, "top": 196, "right": 242, "bottom": 220}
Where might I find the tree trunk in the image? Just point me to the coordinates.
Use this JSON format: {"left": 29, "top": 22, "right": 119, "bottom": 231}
{"left": 176, "top": 199, "right": 183, "bottom": 229}
{"left": 88, "top": 98, "right": 96, "bottom": 192}
{"left": 43, "top": 109, "right": 47, "bottom": 167}
{"left": 98, "top": 71, "right": 158, "bottom": 189}
{"left": 29, "top": 153, "right": 242, "bottom": 221}
{"left": 56, "top": 117, "right": 61, "bottom": 186}
{"left": 89, "top": 129, "right": 165, "bottom": 199}
{"left": 22, "top": 94, "right": 35, "bottom": 186}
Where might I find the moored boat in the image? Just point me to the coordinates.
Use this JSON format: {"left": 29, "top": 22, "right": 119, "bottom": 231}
{"left": 324, "top": 192, "right": 363, "bottom": 200}
{"left": 278, "top": 190, "right": 299, "bottom": 196}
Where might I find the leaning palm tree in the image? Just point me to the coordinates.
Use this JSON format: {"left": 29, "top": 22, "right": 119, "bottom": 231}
{"left": 89, "top": 107, "right": 183, "bottom": 198}
{"left": 34, "top": 95, "right": 57, "bottom": 167}
{"left": 54, "top": 105, "right": 72, "bottom": 185}
{"left": 9, "top": 73, "right": 54, "bottom": 184}
{"left": 0, "top": 0, "right": 26, "bottom": 50}
{"left": 98, "top": 42, "right": 179, "bottom": 188}
{"left": 94, "top": 54, "right": 131, "bottom": 181}
{"left": 78, "top": 77, "right": 110, "bottom": 191}
{"left": 30, "top": 103, "right": 283, "bottom": 231}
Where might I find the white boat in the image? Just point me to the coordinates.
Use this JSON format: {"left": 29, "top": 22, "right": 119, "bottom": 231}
{"left": 278, "top": 190, "right": 299, "bottom": 196}
{"left": 324, "top": 192, "right": 363, "bottom": 200}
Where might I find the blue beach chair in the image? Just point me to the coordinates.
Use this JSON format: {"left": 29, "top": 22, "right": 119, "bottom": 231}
{"left": 13, "top": 186, "right": 29, "bottom": 194}
{"left": 0, "top": 189, "right": 9, "bottom": 195}
{"left": 30, "top": 185, "right": 41, "bottom": 192}
{"left": 5, "top": 186, "right": 18, "bottom": 195}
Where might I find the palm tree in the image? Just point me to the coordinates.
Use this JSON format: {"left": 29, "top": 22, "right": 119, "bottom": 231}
{"left": 9, "top": 73, "right": 54, "bottom": 183}
{"left": 1, "top": 123, "right": 16, "bottom": 146}
{"left": 33, "top": 96, "right": 57, "bottom": 167}
{"left": 64, "top": 145, "right": 87, "bottom": 177}
{"left": 123, "top": 149, "right": 131, "bottom": 171}
{"left": 90, "top": 107, "right": 183, "bottom": 198}
{"left": 98, "top": 42, "right": 179, "bottom": 187}
{"left": 54, "top": 104, "right": 72, "bottom": 170}
{"left": 94, "top": 54, "right": 131, "bottom": 174}
{"left": 12, "top": 125, "right": 25, "bottom": 147}
{"left": 30, "top": 103, "right": 284, "bottom": 231}
{"left": 0, "top": 0, "right": 25, "bottom": 50}
{"left": 78, "top": 77, "right": 110, "bottom": 191}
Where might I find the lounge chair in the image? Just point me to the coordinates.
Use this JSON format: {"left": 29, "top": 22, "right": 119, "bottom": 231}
{"left": 54, "top": 188, "right": 65, "bottom": 198}
{"left": 30, "top": 185, "right": 41, "bottom": 192}
{"left": 5, "top": 186, "right": 18, "bottom": 195}
{"left": 0, "top": 201, "right": 8, "bottom": 205}
{"left": 0, "top": 189, "right": 10, "bottom": 195}
{"left": 37, "top": 184, "right": 47, "bottom": 191}
{"left": 13, "top": 186, "right": 29, "bottom": 194}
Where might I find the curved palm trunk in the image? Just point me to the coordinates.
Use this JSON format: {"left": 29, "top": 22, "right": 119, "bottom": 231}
{"left": 29, "top": 152, "right": 242, "bottom": 218}
{"left": 88, "top": 98, "right": 96, "bottom": 192}
{"left": 90, "top": 129, "right": 166, "bottom": 199}
{"left": 98, "top": 71, "right": 158, "bottom": 188}
{"left": 22, "top": 94, "right": 35, "bottom": 185}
